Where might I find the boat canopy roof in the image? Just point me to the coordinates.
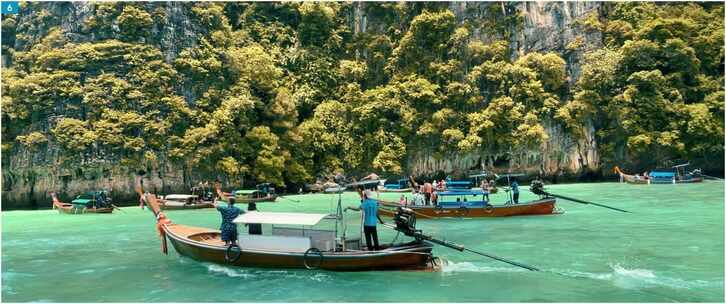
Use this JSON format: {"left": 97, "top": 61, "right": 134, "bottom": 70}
{"left": 234, "top": 189, "right": 257, "bottom": 195}
{"left": 165, "top": 194, "right": 198, "bottom": 200}
{"left": 437, "top": 189, "right": 487, "bottom": 196}
{"left": 650, "top": 172, "right": 675, "bottom": 177}
{"left": 233, "top": 212, "right": 329, "bottom": 226}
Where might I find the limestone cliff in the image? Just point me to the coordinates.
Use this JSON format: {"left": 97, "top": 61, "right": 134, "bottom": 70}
{"left": 2, "top": 2, "right": 687, "bottom": 209}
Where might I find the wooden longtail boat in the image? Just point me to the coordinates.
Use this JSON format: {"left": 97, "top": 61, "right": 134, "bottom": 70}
{"left": 613, "top": 166, "right": 651, "bottom": 184}
{"left": 159, "top": 194, "right": 215, "bottom": 210}
{"left": 377, "top": 189, "right": 557, "bottom": 218}
{"left": 135, "top": 176, "right": 441, "bottom": 271}
{"left": 229, "top": 193, "right": 278, "bottom": 203}
{"left": 379, "top": 178, "right": 411, "bottom": 193}
{"left": 50, "top": 192, "right": 114, "bottom": 214}
{"left": 229, "top": 183, "right": 278, "bottom": 203}
{"left": 653, "top": 163, "right": 704, "bottom": 184}
{"left": 614, "top": 165, "right": 704, "bottom": 184}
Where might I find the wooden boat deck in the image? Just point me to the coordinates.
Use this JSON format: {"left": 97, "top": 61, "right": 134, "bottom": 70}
{"left": 165, "top": 224, "right": 224, "bottom": 246}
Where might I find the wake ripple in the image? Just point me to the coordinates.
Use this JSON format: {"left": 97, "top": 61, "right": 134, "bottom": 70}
{"left": 204, "top": 263, "right": 330, "bottom": 282}
{"left": 556, "top": 263, "right": 717, "bottom": 290}
{"left": 442, "top": 261, "right": 527, "bottom": 274}
{"left": 442, "top": 261, "right": 719, "bottom": 292}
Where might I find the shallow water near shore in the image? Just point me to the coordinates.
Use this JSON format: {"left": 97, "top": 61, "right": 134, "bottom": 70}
{"left": 2, "top": 182, "right": 724, "bottom": 302}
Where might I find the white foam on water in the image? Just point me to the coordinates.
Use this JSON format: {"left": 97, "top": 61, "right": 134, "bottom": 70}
{"left": 76, "top": 269, "right": 95, "bottom": 274}
{"left": 441, "top": 261, "right": 527, "bottom": 274}
{"left": 251, "top": 269, "right": 331, "bottom": 282}
{"left": 205, "top": 264, "right": 255, "bottom": 278}
{"left": 557, "top": 263, "right": 716, "bottom": 290}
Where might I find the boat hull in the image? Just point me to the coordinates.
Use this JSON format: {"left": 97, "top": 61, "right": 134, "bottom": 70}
{"left": 651, "top": 177, "right": 704, "bottom": 184}
{"left": 55, "top": 204, "right": 113, "bottom": 214}
{"left": 163, "top": 224, "right": 436, "bottom": 271}
{"left": 160, "top": 202, "right": 215, "bottom": 210}
{"left": 379, "top": 188, "right": 412, "bottom": 193}
{"left": 379, "top": 198, "right": 557, "bottom": 218}
{"left": 237, "top": 195, "right": 277, "bottom": 203}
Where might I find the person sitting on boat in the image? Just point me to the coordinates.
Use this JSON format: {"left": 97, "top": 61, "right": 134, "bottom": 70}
{"left": 432, "top": 180, "right": 438, "bottom": 191}
{"left": 215, "top": 197, "right": 243, "bottom": 246}
{"left": 399, "top": 195, "right": 407, "bottom": 206}
{"left": 346, "top": 188, "right": 385, "bottom": 251}
{"left": 361, "top": 173, "right": 380, "bottom": 181}
{"left": 511, "top": 179, "right": 520, "bottom": 204}
{"left": 246, "top": 202, "right": 262, "bottom": 235}
{"left": 440, "top": 179, "right": 447, "bottom": 190}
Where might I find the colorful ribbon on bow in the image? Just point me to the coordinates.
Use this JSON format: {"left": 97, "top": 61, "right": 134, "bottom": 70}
{"left": 156, "top": 212, "right": 172, "bottom": 254}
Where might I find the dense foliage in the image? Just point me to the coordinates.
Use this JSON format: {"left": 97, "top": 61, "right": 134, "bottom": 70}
{"left": 2, "top": 2, "right": 723, "bottom": 188}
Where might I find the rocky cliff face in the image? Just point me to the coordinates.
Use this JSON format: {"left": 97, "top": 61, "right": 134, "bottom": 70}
{"left": 353, "top": 2, "right": 603, "bottom": 177}
{"left": 2, "top": 2, "right": 605, "bottom": 209}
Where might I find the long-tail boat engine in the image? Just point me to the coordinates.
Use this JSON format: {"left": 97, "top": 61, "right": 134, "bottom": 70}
{"left": 390, "top": 206, "right": 541, "bottom": 271}
{"left": 393, "top": 206, "right": 418, "bottom": 236}
{"left": 530, "top": 180, "right": 546, "bottom": 197}
{"left": 391, "top": 207, "right": 464, "bottom": 251}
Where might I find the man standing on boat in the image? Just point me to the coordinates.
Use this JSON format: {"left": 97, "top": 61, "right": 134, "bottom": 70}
{"left": 423, "top": 181, "right": 433, "bottom": 205}
{"left": 511, "top": 179, "right": 520, "bottom": 204}
{"left": 346, "top": 188, "right": 385, "bottom": 251}
{"left": 215, "top": 182, "right": 243, "bottom": 246}
{"left": 480, "top": 180, "right": 489, "bottom": 202}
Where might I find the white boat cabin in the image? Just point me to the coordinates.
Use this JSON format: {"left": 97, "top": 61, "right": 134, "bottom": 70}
{"left": 232, "top": 212, "right": 344, "bottom": 253}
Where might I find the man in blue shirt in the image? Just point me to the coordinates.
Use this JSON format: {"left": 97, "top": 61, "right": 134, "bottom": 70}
{"left": 346, "top": 188, "right": 385, "bottom": 251}
{"left": 511, "top": 179, "right": 520, "bottom": 204}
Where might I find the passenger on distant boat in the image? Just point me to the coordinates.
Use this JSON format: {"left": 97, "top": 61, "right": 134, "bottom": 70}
{"left": 246, "top": 202, "right": 262, "bottom": 235}
{"left": 399, "top": 195, "right": 407, "bottom": 206}
{"left": 423, "top": 181, "right": 433, "bottom": 205}
{"left": 439, "top": 179, "right": 447, "bottom": 191}
{"left": 511, "top": 179, "right": 520, "bottom": 204}
{"left": 361, "top": 173, "right": 380, "bottom": 181}
{"left": 412, "top": 189, "right": 425, "bottom": 206}
{"left": 334, "top": 172, "right": 346, "bottom": 184}
{"left": 215, "top": 197, "right": 243, "bottom": 246}
{"left": 432, "top": 180, "right": 438, "bottom": 190}
{"left": 480, "top": 180, "right": 489, "bottom": 201}
{"left": 345, "top": 189, "right": 385, "bottom": 251}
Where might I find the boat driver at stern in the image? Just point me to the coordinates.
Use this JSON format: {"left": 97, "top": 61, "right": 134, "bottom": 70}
{"left": 346, "top": 188, "right": 385, "bottom": 251}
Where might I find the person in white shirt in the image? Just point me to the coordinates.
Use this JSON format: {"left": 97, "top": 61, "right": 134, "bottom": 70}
{"left": 412, "top": 189, "right": 425, "bottom": 206}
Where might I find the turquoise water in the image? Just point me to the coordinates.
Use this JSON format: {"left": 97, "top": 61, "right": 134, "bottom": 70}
{"left": 2, "top": 182, "right": 724, "bottom": 302}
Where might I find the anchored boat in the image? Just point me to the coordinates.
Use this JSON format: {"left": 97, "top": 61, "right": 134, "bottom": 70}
{"left": 50, "top": 192, "right": 114, "bottom": 214}
{"left": 159, "top": 194, "right": 214, "bottom": 210}
{"left": 379, "top": 178, "right": 411, "bottom": 192}
{"left": 614, "top": 164, "right": 704, "bottom": 184}
{"left": 378, "top": 188, "right": 557, "bottom": 218}
{"left": 226, "top": 183, "right": 278, "bottom": 203}
{"left": 378, "top": 174, "right": 630, "bottom": 218}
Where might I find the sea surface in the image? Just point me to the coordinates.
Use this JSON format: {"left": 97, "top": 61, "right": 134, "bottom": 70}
{"left": 2, "top": 182, "right": 724, "bottom": 302}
